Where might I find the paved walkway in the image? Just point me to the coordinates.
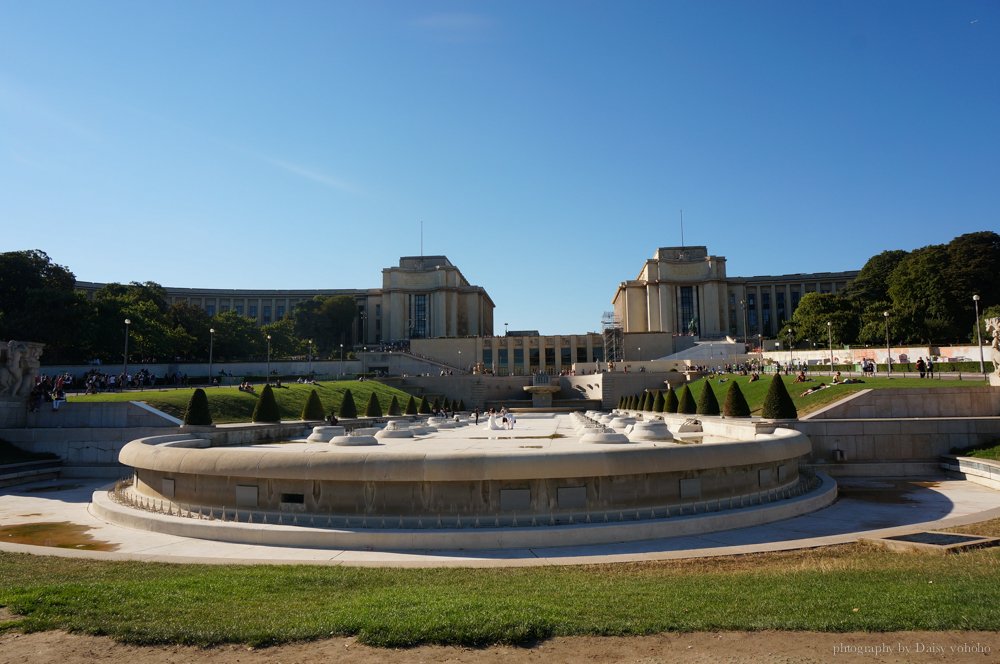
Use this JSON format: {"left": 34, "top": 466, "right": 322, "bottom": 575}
{"left": 2, "top": 475, "right": 1000, "bottom": 567}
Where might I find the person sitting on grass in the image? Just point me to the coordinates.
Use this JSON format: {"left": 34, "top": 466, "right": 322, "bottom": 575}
{"left": 794, "top": 371, "right": 807, "bottom": 383}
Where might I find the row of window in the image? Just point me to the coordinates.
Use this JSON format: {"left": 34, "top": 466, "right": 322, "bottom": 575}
{"left": 481, "top": 346, "right": 605, "bottom": 368}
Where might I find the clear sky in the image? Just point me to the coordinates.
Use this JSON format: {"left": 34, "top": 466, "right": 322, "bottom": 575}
{"left": 2, "top": 1, "right": 997, "bottom": 335}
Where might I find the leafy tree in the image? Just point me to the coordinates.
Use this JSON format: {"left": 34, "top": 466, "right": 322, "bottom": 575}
{"left": 261, "top": 318, "right": 299, "bottom": 360}
{"left": 301, "top": 389, "right": 325, "bottom": 421}
{"left": 789, "top": 293, "right": 857, "bottom": 350}
{"left": 945, "top": 232, "right": 1000, "bottom": 325}
{"left": 845, "top": 249, "right": 908, "bottom": 306}
{"left": 387, "top": 395, "right": 402, "bottom": 416}
{"left": 723, "top": 382, "right": 751, "bottom": 417}
{"left": 167, "top": 302, "right": 213, "bottom": 361}
{"left": 292, "top": 295, "right": 358, "bottom": 354}
{"left": 761, "top": 374, "right": 797, "bottom": 419}
{"left": 209, "top": 310, "right": 263, "bottom": 361}
{"left": 663, "top": 387, "right": 679, "bottom": 413}
{"left": 364, "top": 392, "right": 382, "bottom": 417}
{"left": 886, "top": 245, "right": 956, "bottom": 343}
{"left": 418, "top": 397, "right": 431, "bottom": 415}
{"left": 405, "top": 395, "right": 418, "bottom": 415}
{"left": 182, "top": 388, "right": 213, "bottom": 426}
{"left": 252, "top": 384, "right": 281, "bottom": 423}
{"left": 339, "top": 388, "right": 358, "bottom": 418}
{"left": 652, "top": 390, "right": 665, "bottom": 413}
{"left": 696, "top": 381, "right": 720, "bottom": 416}
{"left": 677, "top": 384, "right": 696, "bottom": 414}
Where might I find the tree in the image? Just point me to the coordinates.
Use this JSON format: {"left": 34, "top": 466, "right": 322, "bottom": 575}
{"left": 301, "top": 389, "right": 325, "bottom": 421}
{"left": 696, "top": 381, "right": 720, "bottom": 416}
{"left": 261, "top": 318, "right": 299, "bottom": 360}
{"left": 761, "top": 374, "right": 797, "bottom": 419}
{"left": 252, "top": 384, "right": 281, "bottom": 423}
{"left": 292, "top": 295, "right": 358, "bottom": 354}
{"left": 364, "top": 392, "right": 382, "bottom": 417}
{"left": 432, "top": 396, "right": 442, "bottom": 412}
{"left": 652, "top": 390, "right": 665, "bottom": 413}
{"left": 459, "top": 399, "right": 466, "bottom": 411}
{"left": 789, "top": 293, "right": 857, "bottom": 350}
{"left": 418, "top": 397, "right": 431, "bottom": 415}
{"left": 208, "top": 310, "right": 262, "bottom": 361}
{"left": 182, "top": 388, "right": 213, "bottom": 426}
{"left": 617, "top": 395, "right": 625, "bottom": 409}
{"left": 846, "top": 249, "right": 908, "bottom": 306}
{"left": 339, "top": 388, "right": 358, "bottom": 418}
{"left": 387, "top": 395, "right": 402, "bottom": 416}
{"left": 723, "top": 382, "right": 751, "bottom": 418}
{"left": 677, "top": 384, "right": 696, "bottom": 414}
{"left": 663, "top": 387, "right": 679, "bottom": 413}
{"left": 405, "top": 395, "right": 418, "bottom": 415}
{"left": 886, "top": 244, "right": 956, "bottom": 343}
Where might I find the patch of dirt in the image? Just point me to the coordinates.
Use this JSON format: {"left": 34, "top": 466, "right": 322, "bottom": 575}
{"left": 0, "top": 631, "right": 997, "bottom": 663}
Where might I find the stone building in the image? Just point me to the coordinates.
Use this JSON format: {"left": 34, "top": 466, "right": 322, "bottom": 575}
{"left": 76, "top": 256, "right": 494, "bottom": 346}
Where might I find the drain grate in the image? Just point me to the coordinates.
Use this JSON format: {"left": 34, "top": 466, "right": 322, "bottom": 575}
{"left": 862, "top": 531, "right": 1000, "bottom": 554}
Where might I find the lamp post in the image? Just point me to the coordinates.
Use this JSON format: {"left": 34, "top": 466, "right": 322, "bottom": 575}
{"left": 340, "top": 343, "right": 344, "bottom": 378}
{"left": 883, "top": 311, "right": 891, "bottom": 378}
{"left": 638, "top": 346, "right": 642, "bottom": 362}
{"left": 504, "top": 322, "right": 509, "bottom": 336}
{"left": 758, "top": 333, "right": 763, "bottom": 367}
{"left": 786, "top": 327, "right": 794, "bottom": 367}
{"left": 458, "top": 349, "right": 462, "bottom": 373}
{"left": 827, "top": 321, "right": 833, "bottom": 377}
{"left": 266, "top": 334, "right": 272, "bottom": 385}
{"left": 360, "top": 312, "right": 367, "bottom": 346}
{"left": 123, "top": 318, "right": 131, "bottom": 391}
{"left": 208, "top": 328, "right": 215, "bottom": 386}
{"left": 974, "top": 294, "right": 985, "bottom": 377}
{"left": 307, "top": 339, "right": 313, "bottom": 376}
{"left": 740, "top": 299, "right": 748, "bottom": 348}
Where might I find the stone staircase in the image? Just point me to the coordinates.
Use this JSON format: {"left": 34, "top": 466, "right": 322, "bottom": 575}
{"left": 0, "top": 458, "right": 62, "bottom": 488}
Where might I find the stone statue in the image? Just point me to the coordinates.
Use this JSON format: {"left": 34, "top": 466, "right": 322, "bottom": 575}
{"left": 986, "top": 317, "right": 1000, "bottom": 377}
{"left": 0, "top": 340, "right": 44, "bottom": 398}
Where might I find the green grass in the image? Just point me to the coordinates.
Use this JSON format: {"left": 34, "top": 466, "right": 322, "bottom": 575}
{"left": 960, "top": 442, "right": 1000, "bottom": 462}
{"left": 70, "top": 381, "right": 416, "bottom": 424}
{"left": 1, "top": 540, "right": 999, "bottom": 647}
{"left": 699, "top": 374, "right": 983, "bottom": 417}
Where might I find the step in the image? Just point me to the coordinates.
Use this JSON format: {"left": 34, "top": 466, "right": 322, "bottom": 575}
{"left": 0, "top": 459, "right": 63, "bottom": 488}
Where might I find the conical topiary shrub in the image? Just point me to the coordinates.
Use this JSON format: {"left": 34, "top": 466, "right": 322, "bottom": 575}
{"left": 762, "top": 374, "right": 798, "bottom": 419}
{"left": 405, "top": 395, "right": 418, "bottom": 415}
{"left": 617, "top": 395, "right": 625, "bottom": 409}
{"left": 364, "top": 392, "right": 383, "bottom": 417}
{"left": 677, "top": 384, "right": 696, "bottom": 414}
{"left": 183, "top": 388, "right": 213, "bottom": 426}
{"left": 653, "top": 390, "right": 665, "bottom": 413}
{"left": 418, "top": 396, "right": 431, "bottom": 414}
{"left": 432, "top": 396, "right": 442, "bottom": 412}
{"left": 387, "top": 395, "right": 401, "bottom": 416}
{"left": 641, "top": 392, "right": 652, "bottom": 411}
{"left": 339, "top": 388, "right": 358, "bottom": 419}
{"left": 696, "top": 381, "right": 720, "bottom": 416}
{"left": 723, "top": 382, "right": 751, "bottom": 418}
{"left": 252, "top": 384, "right": 281, "bottom": 423}
{"left": 300, "top": 389, "right": 325, "bottom": 421}
{"left": 450, "top": 398, "right": 459, "bottom": 412}
{"left": 459, "top": 399, "right": 466, "bottom": 411}
{"left": 663, "top": 387, "right": 678, "bottom": 413}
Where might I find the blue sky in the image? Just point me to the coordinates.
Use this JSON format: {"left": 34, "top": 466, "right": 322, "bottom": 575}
{"left": 2, "top": 1, "right": 997, "bottom": 335}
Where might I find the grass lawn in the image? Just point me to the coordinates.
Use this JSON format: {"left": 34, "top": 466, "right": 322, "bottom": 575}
{"left": 960, "top": 443, "right": 1000, "bottom": 462}
{"left": 1, "top": 535, "right": 999, "bottom": 647}
{"left": 69, "top": 381, "right": 417, "bottom": 424}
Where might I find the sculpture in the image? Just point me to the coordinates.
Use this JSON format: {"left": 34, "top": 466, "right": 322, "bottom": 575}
{"left": 987, "top": 317, "right": 1000, "bottom": 377}
{"left": 0, "top": 340, "right": 44, "bottom": 398}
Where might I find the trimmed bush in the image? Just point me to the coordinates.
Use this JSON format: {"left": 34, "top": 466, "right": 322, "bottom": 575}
{"left": 652, "top": 390, "right": 665, "bottom": 413}
{"left": 432, "top": 397, "right": 442, "bottom": 412}
{"left": 364, "top": 392, "right": 383, "bottom": 417}
{"left": 300, "top": 389, "right": 325, "bottom": 421}
{"left": 617, "top": 395, "right": 625, "bottom": 409}
{"left": 696, "top": 381, "right": 720, "bottom": 416}
{"left": 641, "top": 392, "right": 652, "bottom": 411}
{"left": 663, "top": 387, "right": 679, "bottom": 413}
{"left": 339, "top": 388, "right": 358, "bottom": 419}
{"left": 762, "top": 374, "right": 798, "bottom": 420}
{"left": 723, "top": 382, "right": 751, "bottom": 418}
{"left": 418, "top": 397, "right": 432, "bottom": 415}
{"left": 387, "top": 395, "right": 401, "bottom": 416}
{"left": 182, "top": 388, "right": 213, "bottom": 426}
{"left": 450, "top": 398, "right": 459, "bottom": 412}
{"left": 404, "top": 395, "right": 418, "bottom": 415}
{"left": 252, "top": 384, "right": 281, "bottom": 423}
{"left": 459, "top": 399, "right": 466, "bottom": 411}
{"left": 677, "top": 384, "right": 696, "bottom": 414}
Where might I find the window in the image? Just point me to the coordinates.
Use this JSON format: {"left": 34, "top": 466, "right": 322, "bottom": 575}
{"left": 747, "top": 293, "right": 758, "bottom": 330}
{"left": 762, "top": 292, "right": 772, "bottom": 336}
{"left": 679, "top": 286, "right": 695, "bottom": 332}
{"left": 263, "top": 305, "right": 272, "bottom": 324}
{"left": 276, "top": 305, "right": 285, "bottom": 318}
{"left": 248, "top": 304, "right": 258, "bottom": 319}
{"left": 577, "top": 347, "right": 588, "bottom": 363}
{"left": 498, "top": 348, "right": 508, "bottom": 367}
{"left": 776, "top": 292, "right": 786, "bottom": 326}
{"left": 482, "top": 349, "right": 493, "bottom": 367}
{"left": 205, "top": 304, "right": 216, "bottom": 316}
{"left": 412, "top": 294, "right": 428, "bottom": 338}
{"left": 235, "top": 304, "right": 244, "bottom": 316}
{"left": 561, "top": 347, "right": 572, "bottom": 366}
{"left": 791, "top": 290, "right": 800, "bottom": 312}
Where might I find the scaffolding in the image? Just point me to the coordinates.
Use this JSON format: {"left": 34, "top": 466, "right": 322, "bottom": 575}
{"left": 601, "top": 311, "right": 624, "bottom": 363}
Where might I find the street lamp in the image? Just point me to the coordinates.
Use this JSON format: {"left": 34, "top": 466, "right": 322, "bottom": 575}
{"left": 504, "top": 322, "right": 509, "bottom": 336}
{"left": 827, "top": 321, "right": 833, "bottom": 377}
{"left": 974, "top": 294, "right": 985, "bottom": 377}
{"left": 786, "top": 327, "right": 794, "bottom": 366}
{"left": 123, "top": 318, "right": 131, "bottom": 391}
{"left": 266, "top": 334, "right": 272, "bottom": 385}
{"left": 740, "top": 299, "right": 748, "bottom": 348}
{"left": 307, "top": 339, "right": 313, "bottom": 376}
{"left": 758, "top": 333, "right": 763, "bottom": 366}
{"left": 638, "top": 346, "right": 642, "bottom": 362}
{"left": 339, "top": 343, "right": 344, "bottom": 378}
{"left": 209, "top": 328, "right": 215, "bottom": 386}
{"left": 883, "top": 311, "right": 891, "bottom": 378}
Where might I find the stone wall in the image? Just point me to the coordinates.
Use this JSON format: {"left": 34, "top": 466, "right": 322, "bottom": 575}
{"left": 804, "top": 387, "right": 1000, "bottom": 419}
